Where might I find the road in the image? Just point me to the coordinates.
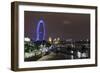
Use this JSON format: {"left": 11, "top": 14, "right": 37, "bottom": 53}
{"left": 38, "top": 52, "right": 70, "bottom": 61}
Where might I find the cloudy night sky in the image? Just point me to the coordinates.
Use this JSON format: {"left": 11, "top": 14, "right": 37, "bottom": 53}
{"left": 24, "top": 11, "right": 90, "bottom": 41}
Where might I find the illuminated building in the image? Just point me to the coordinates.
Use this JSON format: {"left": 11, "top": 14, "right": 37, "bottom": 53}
{"left": 53, "top": 37, "right": 60, "bottom": 44}
{"left": 57, "top": 37, "right": 60, "bottom": 41}
{"left": 48, "top": 37, "right": 52, "bottom": 43}
{"left": 24, "top": 37, "right": 31, "bottom": 42}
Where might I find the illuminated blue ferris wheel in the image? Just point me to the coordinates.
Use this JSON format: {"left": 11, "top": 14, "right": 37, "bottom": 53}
{"left": 36, "top": 19, "right": 45, "bottom": 41}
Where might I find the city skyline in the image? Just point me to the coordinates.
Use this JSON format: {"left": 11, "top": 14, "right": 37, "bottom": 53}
{"left": 24, "top": 11, "right": 90, "bottom": 41}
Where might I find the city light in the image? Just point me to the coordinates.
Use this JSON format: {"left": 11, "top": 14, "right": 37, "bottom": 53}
{"left": 24, "top": 37, "right": 30, "bottom": 42}
{"left": 48, "top": 37, "right": 52, "bottom": 43}
{"left": 24, "top": 18, "right": 90, "bottom": 61}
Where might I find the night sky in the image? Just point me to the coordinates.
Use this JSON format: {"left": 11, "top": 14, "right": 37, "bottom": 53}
{"left": 24, "top": 11, "right": 90, "bottom": 41}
